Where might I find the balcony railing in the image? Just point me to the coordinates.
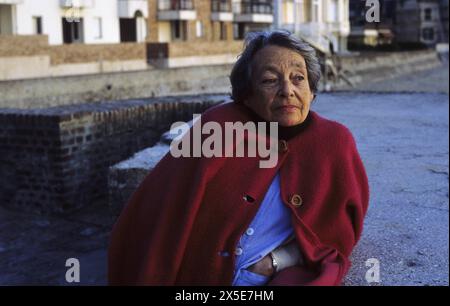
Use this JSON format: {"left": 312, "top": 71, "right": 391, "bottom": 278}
{"left": 0, "top": 0, "right": 24, "bottom": 4}
{"left": 60, "top": 0, "right": 94, "bottom": 8}
{"left": 158, "top": 0, "right": 194, "bottom": 11}
{"left": 239, "top": 0, "right": 273, "bottom": 15}
{"left": 211, "top": 0, "right": 231, "bottom": 12}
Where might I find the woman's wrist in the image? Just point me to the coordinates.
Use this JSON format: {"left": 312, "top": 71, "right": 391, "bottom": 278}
{"left": 247, "top": 254, "right": 275, "bottom": 277}
{"left": 247, "top": 241, "right": 303, "bottom": 277}
{"left": 270, "top": 241, "right": 302, "bottom": 272}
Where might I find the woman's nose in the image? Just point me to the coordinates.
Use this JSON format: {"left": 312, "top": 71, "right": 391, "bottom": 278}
{"left": 278, "top": 79, "right": 295, "bottom": 97}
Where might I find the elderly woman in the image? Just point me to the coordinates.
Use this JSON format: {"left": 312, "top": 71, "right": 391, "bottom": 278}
{"left": 108, "top": 30, "right": 369, "bottom": 286}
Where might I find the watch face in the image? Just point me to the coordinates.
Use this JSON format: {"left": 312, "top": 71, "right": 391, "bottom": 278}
{"left": 270, "top": 253, "right": 278, "bottom": 272}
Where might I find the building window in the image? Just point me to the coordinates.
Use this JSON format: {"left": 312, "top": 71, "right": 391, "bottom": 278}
{"left": 219, "top": 21, "right": 226, "bottom": 40}
{"left": 233, "top": 23, "right": 246, "bottom": 40}
{"left": 422, "top": 27, "right": 435, "bottom": 41}
{"left": 33, "top": 16, "right": 43, "bottom": 34}
{"left": 62, "top": 17, "right": 84, "bottom": 44}
{"left": 212, "top": 0, "right": 231, "bottom": 12}
{"left": 233, "top": 23, "right": 239, "bottom": 40}
{"left": 94, "top": 17, "right": 102, "bottom": 39}
{"left": 196, "top": 20, "right": 203, "bottom": 38}
{"left": 159, "top": 0, "right": 194, "bottom": 10}
{"left": 171, "top": 20, "right": 187, "bottom": 40}
{"left": 424, "top": 8, "right": 432, "bottom": 21}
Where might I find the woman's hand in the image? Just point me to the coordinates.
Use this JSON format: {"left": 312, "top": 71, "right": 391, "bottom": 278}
{"left": 247, "top": 239, "right": 302, "bottom": 277}
{"left": 247, "top": 254, "right": 275, "bottom": 277}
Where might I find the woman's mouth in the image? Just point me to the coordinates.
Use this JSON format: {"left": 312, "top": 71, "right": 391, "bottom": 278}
{"left": 275, "top": 105, "right": 301, "bottom": 113}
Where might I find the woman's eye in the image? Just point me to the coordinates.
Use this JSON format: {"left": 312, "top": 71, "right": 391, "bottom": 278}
{"left": 293, "top": 75, "right": 304, "bottom": 82}
{"left": 262, "top": 78, "right": 277, "bottom": 84}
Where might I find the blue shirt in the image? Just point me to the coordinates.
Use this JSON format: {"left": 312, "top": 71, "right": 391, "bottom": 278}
{"left": 232, "top": 173, "right": 294, "bottom": 286}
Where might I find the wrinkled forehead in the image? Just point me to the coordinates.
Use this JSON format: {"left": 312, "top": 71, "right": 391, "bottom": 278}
{"left": 251, "top": 45, "right": 307, "bottom": 74}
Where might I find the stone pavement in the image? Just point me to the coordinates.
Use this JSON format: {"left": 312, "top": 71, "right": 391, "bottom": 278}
{"left": 0, "top": 202, "right": 112, "bottom": 285}
{"left": 346, "top": 61, "right": 449, "bottom": 94}
{"left": 315, "top": 91, "right": 449, "bottom": 286}
{"left": 0, "top": 65, "right": 448, "bottom": 286}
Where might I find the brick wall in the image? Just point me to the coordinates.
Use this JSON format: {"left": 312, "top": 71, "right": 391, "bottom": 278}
{"left": 147, "top": 0, "right": 159, "bottom": 41}
{"left": 0, "top": 95, "right": 225, "bottom": 214}
{"left": 0, "top": 35, "right": 50, "bottom": 57}
{"left": 169, "top": 40, "right": 242, "bottom": 57}
{"left": 147, "top": 40, "right": 243, "bottom": 59}
{"left": 193, "top": 0, "right": 212, "bottom": 41}
{"left": 48, "top": 43, "right": 146, "bottom": 65}
{"left": 0, "top": 111, "right": 62, "bottom": 213}
{"left": 0, "top": 35, "right": 146, "bottom": 65}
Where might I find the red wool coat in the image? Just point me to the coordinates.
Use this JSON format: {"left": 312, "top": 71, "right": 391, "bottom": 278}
{"left": 108, "top": 102, "right": 369, "bottom": 286}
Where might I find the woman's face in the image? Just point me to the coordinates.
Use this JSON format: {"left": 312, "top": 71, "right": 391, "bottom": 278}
{"left": 244, "top": 45, "right": 314, "bottom": 127}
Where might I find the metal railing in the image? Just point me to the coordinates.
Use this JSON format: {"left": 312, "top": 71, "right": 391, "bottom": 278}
{"left": 158, "top": 0, "right": 194, "bottom": 11}
{"left": 239, "top": 0, "right": 273, "bottom": 15}
{"left": 211, "top": 0, "right": 232, "bottom": 12}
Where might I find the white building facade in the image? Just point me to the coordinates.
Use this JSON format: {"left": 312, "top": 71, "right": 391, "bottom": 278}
{"left": 273, "top": 0, "right": 350, "bottom": 53}
{"left": 0, "top": 0, "right": 148, "bottom": 44}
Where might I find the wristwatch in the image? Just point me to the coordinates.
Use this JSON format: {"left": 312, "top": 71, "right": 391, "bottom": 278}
{"left": 269, "top": 252, "right": 278, "bottom": 273}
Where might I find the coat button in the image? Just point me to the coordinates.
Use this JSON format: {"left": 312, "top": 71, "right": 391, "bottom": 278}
{"left": 243, "top": 194, "right": 255, "bottom": 203}
{"left": 278, "top": 140, "right": 288, "bottom": 153}
{"left": 289, "top": 194, "right": 303, "bottom": 207}
{"left": 246, "top": 228, "right": 255, "bottom": 236}
{"left": 235, "top": 248, "right": 243, "bottom": 256}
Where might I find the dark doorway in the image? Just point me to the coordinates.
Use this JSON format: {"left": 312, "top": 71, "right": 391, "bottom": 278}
{"left": 62, "top": 18, "right": 84, "bottom": 43}
{"left": 120, "top": 18, "right": 137, "bottom": 42}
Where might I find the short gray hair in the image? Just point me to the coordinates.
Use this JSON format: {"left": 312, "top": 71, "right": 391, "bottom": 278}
{"left": 230, "top": 30, "right": 321, "bottom": 104}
